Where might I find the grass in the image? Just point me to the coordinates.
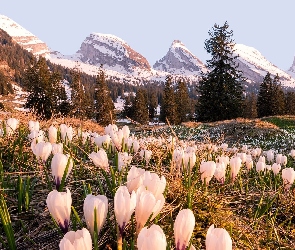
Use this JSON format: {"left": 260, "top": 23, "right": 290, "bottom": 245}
{"left": 0, "top": 113, "right": 295, "bottom": 249}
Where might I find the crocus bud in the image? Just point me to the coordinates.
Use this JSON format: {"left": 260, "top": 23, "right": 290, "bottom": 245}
{"left": 48, "top": 125, "right": 57, "bottom": 143}
{"left": 114, "top": 186, "right": 136, "bottom": 235}
{"left": 282, "top": 168, "right": 295, "bottom": 190}
{"left": 256, "top": 161, "right": 266, "bottom": 172}
{"left": 205, "top": 224, "right": 232, "bottom": 250}
{"left": 143, "top": 171, "right": 166, "bottom": 199}
{"left": 29, "top": 120, "right": 39, "bottom": 132}
{"left": 173, "top": 149, "right": 184, "bottom": 172}
{"left": 89, "top": 149, "right": 109, "bottom": 171}
{"left": 230, "top": 156, "right": 242, "bottom": 181}
{"left": 132, "top": 140, "right": 140, "bottom": 153}
{"left": 276, "top": 154, "right": 283, "bottom": 164}
{"left": 83, "top": 194, "right": 108, "bottom": 235}
{"left": 200, "top": 161, "right": 216, "bottom": 185}
{"left": 118, "top": 152, "right": 132, "bottom": 171}
{"left": 33, "top": 141, "right": 52, "bottom": 162}
{"left": 59, "top": 228, "right": 92, "bottom": 250}
{"left": 174, "top": 209, "right": 195, "bottom": 250}
{"left": 94, "top": 135, "right": 111, "bottom": 148}
{"left": 237, "top": 153, "right": 246, "bottom": 163}
{"left": 60, "top": 124, "right": 73, "bottom": 142}
{"left": 290, "top": 149, "right": 295, "bottom": 159}
{"left": 127, "top": 166, "right": 145, "bottom": 193}
{"left": 29, "top": 130, "right": 45, "bottom": 144}
{"left": 105, "top": 124, "right": 118, "bottom": 135}
{"left": 51, "top": 153, "right": 73, "bottom": 189}
{"left": 281, "top": 155, "right": 287, "bottom": 166}
{"left": 214, "top": 162, "right": 226, "bottom": 183}
{"left": 245, "top": 155, "right": 253, "bottom": 171}
{"left": 6, "top": 118, "right": 19, "bottom": 136}
{"left": 266, "top": 150, "right": 274, "bottom": 163}
{"left": 46, "top": 188, "right": 72, "bottom": 233}
{"left": 139, "top": 150, "right": 152, "bottom": 164}
{"left": 135, "top": 186, "right": 165, "bottom": 233}
{"left": 121, "top": 125, "right": 130, "bottom": 140}
{"left": 52, "top": 143, "right": 63, "bottom": 155}
{"left": 183, "top": 152, "right": 197, "bottom": 169}
{"left": 271, "top": 163, "right": 281, "bottom": 175}
{"left": 137, "top": 224, "right": 167, "bottom": 250}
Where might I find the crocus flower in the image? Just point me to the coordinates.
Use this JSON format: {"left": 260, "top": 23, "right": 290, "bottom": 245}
{"left": 200, "top": 161, "right": 216, "bottom": 185}
{"left": 282, "top": 168, "right": 295, "bottom": 190}
{"left": 46, "top": 188, "right": 72, "bottom": 233}
{"left": 60, "top": 124, "right": 73, "bottom": 142}
{"left": 205, "top": 224, "right": 232, "bottom": 250}
{"left": 89, "top": 149, "right": 109, "bottom": 171}
{"left": 256, "top": 161, "right": 266, "bottom": 172}
{"left": 6, "top": 118, "right": 19, "bottom": 136}
{"left": 83, "top": 194, "right": 108, "bottom": 235}
{"left": 245, "top": 157, "right": 253, "bottom": 171}
{"left": 33, "top": 141, "right": 52, "bottom": 162}
{"left": 143, "top": 171, "right": 166, "bottom": 199}
{"left": 29, "top": 130, "right": 45, "bottom": 144}
{"left": 271, "top": 163, "right": 281, "bottom": 175}
{"left": 139, "top": 149, "right": 152, "bottom": 164}
{"left": 52, "top": 143, "right": 63, "bottom": 155}
{"left": 48, "top": 125, "right": 57, "bottom": 143}
{"left": 276, "top": 154, "right": 283, "bottom": 164}
{"left": 59, "top": 228, "right": 92, "bottom": 250}
{"left": 118, "top": 152, "right": 132, "bottom": 171}
{"left": 290, "top": 149, "right": 295, "bottom": 159}
{"left": 28, "top": 120, "right": 40, "bottom": 132}
{"left": 94, "top": 135, "right": 111, "bottom": 148}
{"left": 51, "top": 153, "right": 73, "bottom": 189}
{"left": 266, "top": 150, "right": 274, "bottom": 163}
{"left": 230, "top": 156, "right": 242, "bottom": 181}
{"left": 137, "top": 224, "right": 167, "bottom": 250}
{"left": 174, "top": 209, "right": 195, "bottom": 250}
{"left": 214, "top": 162, "right": 226, "bottom": 183}
{"left": 183, "top": 152, "right": 196, "bottom": 170}
{"left": 127, "top": 166, "right": 145, "bottom": 193}
{"left": 114, "top": 186, "right": 136, "bottom": 235}
{"left": 135, "top": 186, "right": 165, "bottom": 234}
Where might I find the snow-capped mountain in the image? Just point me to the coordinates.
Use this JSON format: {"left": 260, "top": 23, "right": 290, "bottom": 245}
{"left": 287, "top": 56, "right": 295, "bottom": 79}
{"left": 75, "top": 33, "right": 151, "bottom": 74}
{"left": 234, "top": 44, "right": 295, "bottom": 87}
{"left": 0, "top": 15, "right": 50, "bottom": 56}
{"left": 153, "top": 40, "right": 207, "bottom": 76}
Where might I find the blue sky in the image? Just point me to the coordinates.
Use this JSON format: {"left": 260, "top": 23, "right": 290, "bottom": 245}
{"left": 1, "top": 0, "right": 295, "bottom": 70}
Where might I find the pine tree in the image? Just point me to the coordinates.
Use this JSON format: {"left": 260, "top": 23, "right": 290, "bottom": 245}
{"left": 94, "top": 65, "right": 115, "bottom": 126}
{"left": 122, "top": 93, "right": 135, "bottom": 119}
{"left": 70, "top": 68, "right": 90, "bottom": 119}
{"left": 196, "top": 22, "right": 244, "bottom": 122}
{"left": 160, "top": 75, "right": 178, "bottom": 124}
{"left": 285, "top": 91, "right": 295, "bottom": 115}
{"left": 243, "top": 93, "right": 257, "bottom": 118}
{"left": 175, "top": 78, "right": 191, "bottom": 124}
{"left": 132, "top": 88, "right": 149, "bottom": 124}
{"left": 257, "top": 72, "right": 272, "bottom": 117}
{"left": 24, "top": 57, "right": 67, "bottom": 119}
{"left": 148, "top": 90, "right": 158, "bottom": 121}
{"left": 257, "top": 73, "right": 285, "bottom": 117}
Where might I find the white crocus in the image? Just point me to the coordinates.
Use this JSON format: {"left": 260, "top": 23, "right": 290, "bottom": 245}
{"left": 137, "top": 224, "right": 167, "bottom": 250}
{"left": 6, "top": 118, "right": 19, "bottom": 136}
{"left": 46, "top": 188, "right": 72, "bottom": 233}
{"left": 230, "top": 156, "right": 242, "bottom": 181}
{"left": 52, "top": 143, "right": 63, "bottom": 155}
{"left": 143, "top": 171, "right": 166, "bottom": 199}
{"left": 33, "top": 141, "right": 52, "bottom": 162}
{"left": 114, "top": 186, "right": 136, "bottom": 235}
{"left": 127, "top": 166, "right": 146, "bottom": 193}
{"left": 214, "top": 162, "right": 226, "bottom": 183}
{"left": 59, "top": 228, "right": 92, "bottom": 250}
{"left": 271, "top": 163, "right": 281, "bottom": 175}
{"left": 89, "top": 149, "right": 109, "bottom": 171}
{"left": 28, "top": 120, "right": 40, "bottom": 132}
{"left": 83, "top": 194, "right": 108, "bottom": 235}
{"left": 174, "top": 209, "right": 195, "bottom": 250}
{"left": 51, "top": 153, "right": 73, "bottom": 189}
{"left": 205, "top": 224, "right": 232, "bottom": 250}
{"left": 282, "top": 168, "right": 295, "bottom": 190}
{"left": 200, "top": 161, "right": 216, "bottom": 185}
{"left": 48, "top": 125, "right": 58, "bottom": 143}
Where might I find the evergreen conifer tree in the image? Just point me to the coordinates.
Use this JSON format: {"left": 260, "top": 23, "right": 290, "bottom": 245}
{"left": 24, "top": 57, "right": 67, "bottom": 119}
{"left": 243, "top": 93, "right": 257, "bottom": 118}
{"left": 257, "top": 72, "right": 272, "bottom": 117}
{"left": 94, "top": 65, "right": 115, "bottom": 126}
{"left": 160, "top": 75, "right": 178, "bottom": 124}
{"left": 132, "top": 88, "right": 149, "bottom": 124}
{"left": 196, "top": 22, "right": 244, "bottom": 122}
{"left": 175, "top": 78, "right": 191, "bottom": 123}
{"left": 148, "top": 90, "right": 158, "bottom": 121}
{"left": 285, "top": 91, "right": 295, "bottom": 115}
{"left": 271, "top": 74, "right": 285, "bottom": 115}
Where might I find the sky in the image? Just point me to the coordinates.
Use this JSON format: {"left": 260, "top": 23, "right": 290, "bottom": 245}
{"left": 1, "top": 0, "right": 295, "bottom": 70}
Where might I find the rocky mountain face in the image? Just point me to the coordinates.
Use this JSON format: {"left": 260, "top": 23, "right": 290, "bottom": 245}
{"left": 153, "top": 40, "right": 207, "bottom": 76}
{"left": 0, "top": 15, "right": 50, "bottom": 56}
{"left": 234, "top": 44, "right": 295, "bottom": 88}
{"left": 75, "top": 33, "right": 151, "bottom": 74}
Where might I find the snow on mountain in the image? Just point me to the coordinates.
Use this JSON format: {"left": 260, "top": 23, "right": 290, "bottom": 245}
{"left": 286, "top": 56, "right": 295, "bottom": 79}
{"left": 75, "top": 32, "right": 151, "bottom": 75}
{"left": 234, "top": 44, "right": 295, "bottom": 87}
{"left": 153, "top": 40, "right": 207, "bottom": 76}
{"left": 0, "top": 15, "right": 50, "bottom": 56}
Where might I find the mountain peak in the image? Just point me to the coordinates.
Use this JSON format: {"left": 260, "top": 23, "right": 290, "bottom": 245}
{"left": 153, "top": 40, "right": 206, "bottom": 76}
{"left": 76, "top": 32, "right": 151, "bottom": 74}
